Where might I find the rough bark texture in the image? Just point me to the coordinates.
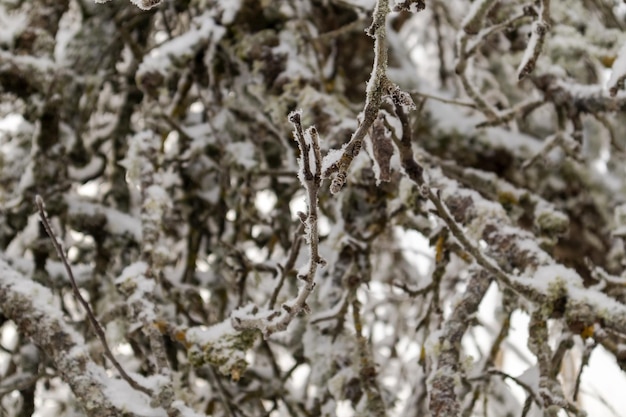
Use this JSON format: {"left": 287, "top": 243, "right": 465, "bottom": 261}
{"left": 1, "top": 1, "right": 626, "bottom": 416}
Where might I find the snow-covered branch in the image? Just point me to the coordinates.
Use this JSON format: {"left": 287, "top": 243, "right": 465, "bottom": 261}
{"left": 0, "top": 260, "right": 159, "bottom": 417}
{"left": 429, "top": 267, "right": 492, "bottom": 417}
{"left": 231, "top": 111, "right": 325, "bottom": 337}
{"left": 517, "top": 0, "right": 551, "bottom": 80}
{"left": 323, "top": 0, "right": 394, "bottom": 194}
{"left": 3, "top": 0, "right": 626, "bottom": 415}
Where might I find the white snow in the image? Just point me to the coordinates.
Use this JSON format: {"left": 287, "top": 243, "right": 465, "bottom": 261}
{"left": 516, "top": 364, "right": 540, "bottom": 392}
{"left": 216, "top": 0, "right": 242, "bottom": 24}
{"left": 185, "top": 320, "right": 235, "bottom": 346}
{"left": 321, "top": 146, "right": 346, "bottom": 176}
{"left": 129, "top": 0, "right": 161, "bottom": 11}
{"left": 88, "top": 363, "right": 166, "bottom": 417}
{"left": 568, "top": 285, "right": 626, "bottom": 322}
{"left": 66, "top": 198, "right": 142, "bottom": 241}
{"left": 137, "top": 13, "right": 225, "bottom": 79}
{"left": 607, "top": 41, "right": 626, "bottom": 95}
{"left": 145, "top": 184, "right": 170, "bottom": 208}
{"left": 0, "top": 260, "right": 63, "bottom": 321}
{"left": 68, "top": 156, "right": 105, "bottom": 182}
{"left": 517, "top": 21, "right": 542, "bottom": 79}
{"left": 120, "top": 130, "right": 154, "bottom": 187}
{"left": 116, "top": 261, "right": 149, "bottom": 284}
{"left": 226, "top": 142, "right": 257, "bottom": 169}
{"left": 255, "top": 190, "right": 277, "bottom": 215}
{"left": 461, "top": 0, "right": 496, "bottom": 32}
{"left": 0, "top": 6, "right": 27, "bottom": 47}
{"left": 0, "top": 113, "right": 27, "bottom": 134}
{"left": 426, "top": 95, "right": 542, "bottom": 156}
{"left": 0, "top": 50, "right": 56, "bottom": 75}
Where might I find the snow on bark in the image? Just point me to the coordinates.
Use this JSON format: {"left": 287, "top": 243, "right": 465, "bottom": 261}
{"left": 136, "top": 13, "right": 225, "bottom": 93}
{"left": 0, "top": 260, "right": 159, "bottom": 417}
{"left": 4, "top": 0, "right": 626, "bottom": 416}
{"left": 517, "top": 20, "right": 549, "bottom": 80}
{"left": 185, "top": 319, "right": 257, "bottom": 379}
{"left": 428, "top": 268, "right": 492, "bottom": 417}
{"left": 429, "top": 170, "right": 626, "bottom": 338}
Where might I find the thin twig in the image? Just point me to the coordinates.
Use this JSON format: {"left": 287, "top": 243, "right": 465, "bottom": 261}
{"left": 573, "top": 341, "right": 595, "bottom": 401}
{"left": 392, "top": 101, "right": 521, "bottom": 294}
{"left": 269, "top": 224, "right": 304, "bottom": 310}
{"left": 475, "top": 99, "right": 545, "bottom": 128}
{"left": 465, "top": 12, "right": 532, "bottom": 56}
{"left": 206, "top": 365, "right": 236, "bottom": 417}
{"left": 517, "top": 0, "right": 551, "bottom": 80}
{"left": 482, "top": 369, "right": 542, "bottom": 407}
{"left": 352, "top": 298, "right": 387, "bottom": 417}
{"left": 409, "top": 90, "right": 478, "bottom": 108}
{"left": 592, "top": 113, "right": 625, "bottom": 154}
{"left": 313, "top": 17, "right": 368, "bottom": 41}
{"left": 392, "top": 281, "right": 434, "bottom": 297}
{"left": 323, "top": 0, "right": 392, "bottom": 193}
{"left": 35, "top": 195, "right": 152, "bottom": 396}
{"left": 232, "top": 112, "right": 325, "bottom": 337}
{"left": 522, "top": 131, "right": 581, "bottom": 169}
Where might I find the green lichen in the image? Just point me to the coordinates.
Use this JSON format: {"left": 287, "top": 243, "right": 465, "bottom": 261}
{"left": 497, "top": 190, "right": 518, "bottom": 210}
{"left": 542, "top": 277, "right": 569, "bottom": 318}
{"left": 535, "top": 210, "right": 569, "bottom": 236}
{"left": 188, "top": 327, "right": 259, "bottom": 379}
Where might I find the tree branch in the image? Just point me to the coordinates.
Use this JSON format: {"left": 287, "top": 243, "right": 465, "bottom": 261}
{"left": 35, "top": 195, "right": 152, "bottom": 396}
{"left": 0, "top": 259, "right": 156, "bottom": 416}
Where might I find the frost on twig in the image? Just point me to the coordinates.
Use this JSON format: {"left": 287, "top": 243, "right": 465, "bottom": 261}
{"left": 321, "top": 0, "right": 417, "bottom": 192}
{"left": 392, "top": 99, "right": 626, "bottom": 401}
{"left": 5, "top": 0, "right": 626, "bottom": 415}
{"left": 517, "top": 0, "right": 551, "bottom": 80}
{"left": 231, "top": 111, "right": 325, "bottom": 338}
{"left": 323, "top": 0, "right": 393, "bottom": 194}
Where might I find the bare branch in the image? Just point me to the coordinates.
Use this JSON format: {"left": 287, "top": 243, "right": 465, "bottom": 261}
{"left": 35, "top": 195, "right": 152, "bottom": 396}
